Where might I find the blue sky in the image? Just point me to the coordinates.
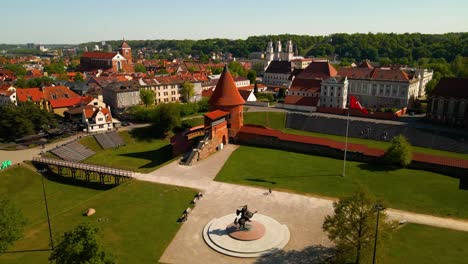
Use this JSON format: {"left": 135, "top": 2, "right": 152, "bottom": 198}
{"left": 2, "top": 0, "right": 467, "bottom": 44}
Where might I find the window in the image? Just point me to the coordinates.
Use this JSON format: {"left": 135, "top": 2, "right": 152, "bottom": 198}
{"left": 99, "top": 125, "right": 104, "bottom": 128}
{"left": 98, "top": 118, "right": 103, "bottom": 121}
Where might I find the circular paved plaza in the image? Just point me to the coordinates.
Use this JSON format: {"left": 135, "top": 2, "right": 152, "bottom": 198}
{"left": 202, "top": 213, "right": 290, "bottom": 258}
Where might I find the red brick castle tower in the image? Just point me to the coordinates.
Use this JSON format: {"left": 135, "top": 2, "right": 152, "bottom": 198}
{"left": 208, "top": 65, "right": 245, "bottom": 140}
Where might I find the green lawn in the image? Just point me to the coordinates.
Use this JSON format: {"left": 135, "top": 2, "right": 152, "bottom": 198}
{"left": 215, "top": 146, "right": 468, "bottom": 219}
{"left": 382, "top": 224, "right": 468, "bottom": 264}
{"left": 0, "top": 166, "right": 196, "bottom": 264}
{"left": 243, "top": 112, "right": 468, "bottom": 160}
{"left": 80, "top": 130, "right": 174, "bottom": 173}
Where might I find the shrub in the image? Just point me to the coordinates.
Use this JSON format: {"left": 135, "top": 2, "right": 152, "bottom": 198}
{"left": 383, "top": 135, "right": 412, "bottom": 167}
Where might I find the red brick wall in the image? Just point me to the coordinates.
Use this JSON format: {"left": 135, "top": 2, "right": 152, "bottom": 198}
{"left": 209, "top": 104, "right": 244, "bottom": 139}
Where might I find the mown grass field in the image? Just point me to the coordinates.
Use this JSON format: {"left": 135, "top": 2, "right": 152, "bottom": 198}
{"left": 0, "top": 166, "right": 196, "bottom": 264}
{"left": 80, "top": 129, "right": 174, "bottom": 173}
{"left": 383, "top": 224, "right": 468, "bottom": 264}
{"left": 216, "top": 146, "right": 468, "bottom": 219}
{"left": 243, "top": 112, "right": 468, "bottom": 160}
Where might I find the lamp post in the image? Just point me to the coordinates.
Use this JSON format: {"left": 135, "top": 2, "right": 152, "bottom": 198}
{"left": 372, "top": 204, "right": 385, "bottom": 264}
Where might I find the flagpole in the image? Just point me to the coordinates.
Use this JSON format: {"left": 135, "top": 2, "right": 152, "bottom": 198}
{"left": 342, "top": 108, "right": 350, "bottom": 177}
{"left": 342, "top": 86, "right": 351, "bottom": 177}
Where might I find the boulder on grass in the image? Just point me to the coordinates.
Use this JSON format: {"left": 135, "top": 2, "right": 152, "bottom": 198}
{"left": 85, "top": 208, "right": 96, "bottom": 216}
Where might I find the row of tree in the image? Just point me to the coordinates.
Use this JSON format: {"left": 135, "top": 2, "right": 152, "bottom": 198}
{"left": 0, "top": 103, "right": 57, "bottom": 141}
{"left": 80, "top": 33, "right": 467, "bottom": 63}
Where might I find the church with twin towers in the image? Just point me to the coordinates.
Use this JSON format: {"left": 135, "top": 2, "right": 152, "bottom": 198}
{"left": 265, "top": 39, "right": 295, "bottom": 62}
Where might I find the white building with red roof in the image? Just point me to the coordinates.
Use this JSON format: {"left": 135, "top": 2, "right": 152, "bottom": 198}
{"left": 0, "top": 85, "right": 17, "bottom": 106}
{"left": 82, "top": 105, "right": 114, "bottom": 133}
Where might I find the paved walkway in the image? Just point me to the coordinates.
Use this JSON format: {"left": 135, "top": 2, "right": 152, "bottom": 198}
{"left": 132, "top": 144, "right": 468, "bottom": 264}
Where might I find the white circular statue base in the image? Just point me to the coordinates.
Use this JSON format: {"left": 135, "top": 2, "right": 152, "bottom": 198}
{"left": 202, "top": 213, "right": 290, "bottom": 258}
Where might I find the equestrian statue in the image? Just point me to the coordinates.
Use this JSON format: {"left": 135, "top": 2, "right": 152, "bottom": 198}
{"left": 234, "top": 205, "right": 257, "bottom": 230}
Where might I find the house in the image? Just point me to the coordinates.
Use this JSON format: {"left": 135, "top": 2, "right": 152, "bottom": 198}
{"left": 42, "top": 85, "right": 82, "bottom": 115}
{"left": 426, "top": 78, "right": 468, "bottom": 128}
{"left": 101, "top": 81, "right": 141, "bottom": 113}
{"left": 16, "top": 88, "right": 47, "bottom": 109}
{"left": 82, "top": 105, "right": 114, "bottom": 133}
{"left": 0, "top": 85, "right": 17, "bottom": 106}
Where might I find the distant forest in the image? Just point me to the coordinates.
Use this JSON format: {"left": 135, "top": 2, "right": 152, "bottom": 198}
{"left": 80, "top": 33, "right": 468, "bottom": 64}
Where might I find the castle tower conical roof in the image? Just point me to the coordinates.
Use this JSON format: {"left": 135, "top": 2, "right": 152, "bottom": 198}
{"left": 208, "top": 65, "right": 245, "bottom": 106}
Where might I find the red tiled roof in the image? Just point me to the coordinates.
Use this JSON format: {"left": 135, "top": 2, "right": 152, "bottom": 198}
{"left": 432, "top": 78, "right": 468, "bottom": 98}
{"left": 120, "top": 41, "right": 131, "bottom": 49}
{"left": 43, "top": 85, "right": 80, "bottom": 101}
{"left": 358, "top": 60, "right": 374, "bottom": 69}
{"left": 296, "top": 61, "right": 337, "bottom": 79}
{"left": 208, "top": 65, "right": 245, "bottom": 106}
{"left": 16, "top": 88, "right": 44, "bottom": 102}
{"left": 202, "top": 88, "right": 214, "bottom": 98}
{"left": 238, "top": 83, "right": 266, "bottom": 91}
{"left": 284, "top": 95, "right": 319, "bottom": 106}
{"left": 82, "top": 52, "right": 118, "bottom": 59}
{"left": 83, "top": 105, "right": 112, "bottom": 122}
{"left": 338, "top": 68, "right": 411, "bottom": 82}
{"left": 49, "top": 97, "right": 84, "bottom": 108}
{"left": 204, "top": 110, "right": 229, "bottom": 120}
{"left": 289, "top": 79, "right": 321, "bottom": 92}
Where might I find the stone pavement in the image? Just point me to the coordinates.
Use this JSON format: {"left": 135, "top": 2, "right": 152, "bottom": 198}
{"left": 132, "top": 144, "right": 468, "bottom": 264}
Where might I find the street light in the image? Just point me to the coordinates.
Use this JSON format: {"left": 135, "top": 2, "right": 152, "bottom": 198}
{"left": 372, "top": 204, "right": 385, "bottom": 264}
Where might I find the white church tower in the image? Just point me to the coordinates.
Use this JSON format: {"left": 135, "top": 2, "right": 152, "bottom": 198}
{"left": 275, "top": 40, "right": 282, "bottom": 61}
{"left": 265, "top": 40, "right": 275, "bottom": 62}
{"left": 284, "top": 40, "right": 294, "bottom": 61}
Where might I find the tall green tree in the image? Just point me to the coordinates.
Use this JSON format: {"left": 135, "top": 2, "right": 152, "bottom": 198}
{"left": 150, "top": 103, "right": 181, "bottom": 136}
{"left": 0, "top": 196, "right": 27, "bottom": 253}
{"left": 49, "top": 223, "right": 114, "bottom": 264}
{"left": 4, "top": 64, "right": 26, "bottom": 76}
{"left": 181, "top": 82, "right": 195, "bottom": 102}
{"left": 247, "top": 69, "right": 257, "bottom": 84}
{"left": 323, "top": 189, "right": 395, "bottom": 264}
{"left": 139, "top": 89, "right": 156, "bottom": 107}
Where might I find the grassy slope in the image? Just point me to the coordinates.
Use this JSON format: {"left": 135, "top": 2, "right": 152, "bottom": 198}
{"left": 383, "top": 224, "right": 468, "bottom": 264}
{"left": 0, "top": 166, "right": 196, "bottom": 264}
{"left": 243, "top": 112, "right": 468, "bottom": 160}
{"left": 80, "top": 131, "right": 174, "bottom": 173}
{"left": 216, "top": 146, "right": 468, "bottom": 219}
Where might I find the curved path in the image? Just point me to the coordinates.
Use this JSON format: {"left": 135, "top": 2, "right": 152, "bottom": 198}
{"left": 132, "top": 144, "right": 468, "bottom": 264}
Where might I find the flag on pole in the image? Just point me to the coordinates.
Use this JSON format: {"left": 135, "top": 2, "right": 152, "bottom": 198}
{"left": 350, "top": 96, "right": 368, "bottom": 114}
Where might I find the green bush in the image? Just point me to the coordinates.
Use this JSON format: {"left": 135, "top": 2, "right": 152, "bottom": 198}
{"left": 383, "top": 135, "right": 412, "bottom": 167}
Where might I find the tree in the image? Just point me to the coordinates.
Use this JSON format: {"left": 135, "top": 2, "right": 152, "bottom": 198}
{"left": 383, "top": 134, "right": 412, "bottom": 167}
{"left": 253, "top": 82, "right": 259, "bottom": 95}
{"left": 181, "top": 82, "right": 195, "bottom": 102}
{"left": 247, "top": 70, "right": 257, "bottom": 84}
{"left": 74, "top": 72, "right": 84, "bottom": 82}
{"left": 44, "top": 61, "right": 66, "bottom": 74}
{"left": 4, "top": 64, "right": 26, "bottom": 76}
{"left": 139, "top": 89, "right": 156, "bottom": 108}
{"left": 49, "top": 223, "right": 114, "bottom": 264}
{"left": 134, "top": 63, "right": 147, "bottom": 73}
{"left": 323, "top": 189, "right": 394, "bottom": 264}
{"left": 150, "top": 103, "right": 181, "bottom": 136}
{"left": 0, "top": 196, "right": 27, "bottom": 253}
{"left": 277, "top": 88, "right": 286, "bottom": 99}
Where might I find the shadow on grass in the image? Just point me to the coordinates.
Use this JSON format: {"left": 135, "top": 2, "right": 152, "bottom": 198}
{"left": 358, "top": 162, "right": 399, "bottom": 172}
{"left": 3, "top": 248, "right": 51, "bottom": 254}
{"left": 41, "top": 170, "right": 116, "bottom": 191}
{"left": 119, "top": 144, "right": 173, "bottom": 169}
{"left": 254, "top": 245, "right": 336, "bottom": 264}
{"left": 245, "top": 178, "right": 277, "bottom": 185}
{"left": 129, "top": 125, "right": 165, "bottom": 142}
